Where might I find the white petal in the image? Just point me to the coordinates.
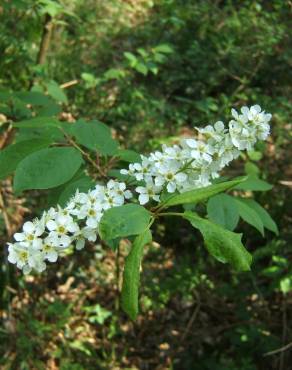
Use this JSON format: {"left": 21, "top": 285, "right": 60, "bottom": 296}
{"left": 76, "top": 239, "right": 85, "bottom": 250}
{"left": 59, "top": 235, "right": 72, "bottom": 247}
{"left": 155, "top": 176, "right": 164, "bottom": 186}
{"left": 153, "top": 195, "right": 160, "bottom": 202}
{"left": 191, "top": 150, "right": 200, "bottom": 159}
{"left": 23, "top": 221, "right": 34, "bottom": 233}
{"left": 175, "top": 172, "right": 187, "bottom": 182}
{"left": 46, "top": 220, "right": 57, "bottom": 231}
{"left": 135, "top": 186, "right": 146, "bottom": 194}
{"left": 14, "top": 233, "right": 25, "bottom": 242}
{"left": 86, "top": 218, "right": 98, "bottom": 228}
{"left": 139, "top": 193, "right": 149, "bottom": 205}
{"left": 47, "top": 250, "right": 58, "bottom": 262}
{"left": 67, "top": 222, "right": 79, "bottom": 233}
{"left": 186, "top": 139, "right": 197, "bottom": 148}
{"left": 231, "top": 108, "right": 238, "bottom": 119}
{"left": 252, "top": 104, "right": 261, "bottom": 113}
{"left": 23, "top": 265, "right": 32, "bottom": 275}
{"left": 32, "top": 238, "right": 43, "bottom": 250}
{"left": 124, "top": 190, "right": 132, "bottom": 199}
{"left": 214, "top": 121, "right": 224, "bottom": 131}
{"left": 167, "top": 182, "right": 176, "bottom": 193}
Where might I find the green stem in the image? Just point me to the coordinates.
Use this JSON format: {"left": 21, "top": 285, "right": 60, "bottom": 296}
{"left": 157, "top": 212, "right": 183, "bottom": 217}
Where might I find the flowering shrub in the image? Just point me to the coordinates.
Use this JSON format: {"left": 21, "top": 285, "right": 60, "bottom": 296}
{"left": 4, "top": 101, "right": 277, "bottom": 319}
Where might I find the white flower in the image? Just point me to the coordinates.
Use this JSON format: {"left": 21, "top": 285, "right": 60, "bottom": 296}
{"left": 155, "top": 163, "right": 188, "bottom": 193}
{"left": 46, "top": 214, "right": 78, "bottom": 248}
{"left": 42, "top": 237, "right": 59, "bottom": 262}
{"left": 229, "top": 121, "right": 257, "bottom": 150}
{"left": 132, "top": 156, "right": 153, "bottom": 181}
{"left": 8, "top": 243, "right": 31, "bottom": 273}
{"left": 149, "top": 150, "right": 167, "bottom": 166}
{"left": 136, "top": 179, "right": 162, "bottom": 205}
{"left": 229, "top": 105, "right": 271, "bottom": 150}
{"left": 120, "top": 163, "right": 136, "bottom": 177}
{"left": 107, "top": 180, "right": 132, "bottom": 200}
{"left": 185, "top": 139, "right": 214, "bottom": 162}
{"left": 27, "top": 249, "right": 47, "bottom": 273}
{"left": 101, "top": 180, "right": 130, "bottom": 209}
{"left": 79, "top": 204, "right": 103, "bottom": 228}
{"left": 14, "top": 220, "right": 44, "bottom": 249}
{"left": 163, "top": 145, "right": 188, "bottom": 161}
{"left": 8, "top": 243, "right": 46, "bottom": 274}
{"left": 73, "top": 227, "right": 97, "bottom": 250}
{"left": 196, "top": 121, "right": 226, "bottom": 143}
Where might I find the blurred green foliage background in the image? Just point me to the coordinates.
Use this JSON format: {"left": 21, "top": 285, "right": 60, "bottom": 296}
{"left": 0, "top": 0, "right": 291, "bottom": 369}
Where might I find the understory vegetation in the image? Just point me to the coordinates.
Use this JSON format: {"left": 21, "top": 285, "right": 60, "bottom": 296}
{"left": 0, "top": 1, "right": 291, "bottom": 369}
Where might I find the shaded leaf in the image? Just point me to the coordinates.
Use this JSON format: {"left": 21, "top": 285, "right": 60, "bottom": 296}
{"left": 237, "top": 198, "right": 278, "bottom": 235}
{"left": 14, "top": 147, "right": 83, "bottom": 192}
{"left": 161, "top": 177, "right": 246, "bottom": 208}
{"left": 235, "top": 175, "right": 273, "bottom": 191}
{"left": 70, "top": 119, "right": 119, "bottom": 155}
{"left": 235, "top": 198, "right": 265, "bottom": 236}
{"left": 121, "top": 229, "right": 152, "bottom": 320}
{"left": 13, "top": 116, "right": 61, "bottom": 128}
{"left": 99, "top": 204, "right": 151, "bottom": 241}
{"left": 184, "top": 212, "right": 252, "bottom": 271}
{"left": 58, "top": 176, "right": 95, "bottom": 207}
{"left": 207, "top": 194, "right": 239, "bottom": 231}
{"left": 0, "top": 139, "right": 51, "bottom": 180}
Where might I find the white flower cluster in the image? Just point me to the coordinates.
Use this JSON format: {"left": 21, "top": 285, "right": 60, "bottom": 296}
{"left": 8, "top": 105, "right": 271, "bottom": 274}
{"left": 8, "top": 180, "right": 132, "bottom": 274}
{"left": 121, "top": 105, "right": 272, "bottom": 205}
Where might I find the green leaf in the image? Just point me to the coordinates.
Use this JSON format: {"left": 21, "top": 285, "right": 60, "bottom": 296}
{"left": 235, "top": 175, "right": 273, "bottom": 191}
{"left": 107, "top": 169, "right": 132, "bottom": 182}
{"left": 207, "top": 194, "right": 239, "bottom": 231}
{"left": 70, "top": 119, "right": 119, "bottom": 155}
{"left": 280, "top": 277, "right": 292, "bottom": 295}
{"left": 99, "top": 204, "right": 151, "bottom": 241}
{"left": 135, "top": 63, "right": 148, "bottom": 75}
{"left": 124, "top": 52, "right": 137, "bottom": 66}
{"left": 81, "top": 72, "right": 99, "bottom": 88}
{"left": 247, "top": 150, "right": 263, "bottom": 161}
{"left": 58, "top": 177, "right": 95, "bottom": 207}
{"left": 117, "top": 149, "right": 141, "bottom": 163}
{"left": 244, "top": 162, "right": 260, "bottom": 176}
{"left": 15, "top": 91, "right": 53, "bottom": 106}
{"left": 0, "top": 139, "right": 51, "bottom": 180}
{"left": 161, "top": 177, "right": 246, "bottom": 208}
{"left": 237, "top": 198, "right": 278, "bottom": 235}
{"left": 13, "top": 116, "right": 61, "bottom": 128}
{"left": 46, "top": 81, "right": 68, "bottom": 104}
{"left": 121, "top": 229, "right": 152, "bottom": 320}
{"left": 183, "top": 212, "right": 252, "bottom": 271}
{"left": 234, "top": 198, "right": 265, "bottom": 236}
{"left": 153, "top": 44, "right": 174, "bottom": 54}
{"left": 15, "top": 126, "right": 63, "bottom": 142}
{"left": 13, "top": 147, "right": 83, "bottom": 192}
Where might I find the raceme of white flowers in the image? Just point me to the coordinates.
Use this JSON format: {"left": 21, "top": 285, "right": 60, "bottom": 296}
{"left": 121, "top": 105, "right": 271, "bottom": 204}
{"left": 8, "top": 105, "right": 271, "bottom": 274}
{"left": 8, "top": 180, "right": 132, "bottom": 274}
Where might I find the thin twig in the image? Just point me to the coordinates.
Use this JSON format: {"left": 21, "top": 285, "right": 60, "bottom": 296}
{"left": 60, "top": 80, "right": 79, "bottom": 89}
{"left": 263, "top": 342, "right": 292, "bottom": 357}
{"left": 279, "top": 298, "right": 288, "bottom": 370}
{"left": 181, "top": 293, "right": 201, "bottom": 342}
{"left": 0, "top": 189, "right": 12, "bottom": 237}
{"left": 59, "top": 127, "right": 106, "bottom": 177}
